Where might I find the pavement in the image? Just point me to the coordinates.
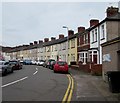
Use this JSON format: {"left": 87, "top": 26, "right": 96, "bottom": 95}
{"left": 69, "top": 68, "right": 120, "bottom": 102}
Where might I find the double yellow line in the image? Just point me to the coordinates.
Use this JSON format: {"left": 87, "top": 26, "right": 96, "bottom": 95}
{"left": 62, "top": 74, "right": 74, "bottom": 103}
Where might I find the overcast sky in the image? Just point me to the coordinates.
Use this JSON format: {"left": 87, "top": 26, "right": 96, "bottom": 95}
{"left": 1, "top": 2, "right": 119, "bottom": 47}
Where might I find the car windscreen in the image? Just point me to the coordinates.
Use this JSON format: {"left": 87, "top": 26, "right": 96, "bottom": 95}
{"left": 9, "top": 61, "right": 17, "bottom": 64}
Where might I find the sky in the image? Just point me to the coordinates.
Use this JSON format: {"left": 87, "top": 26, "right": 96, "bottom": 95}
{"left": 1, "top": 1, "right": 119, "bottom": 47}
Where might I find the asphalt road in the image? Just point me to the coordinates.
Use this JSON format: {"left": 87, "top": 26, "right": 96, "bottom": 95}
{"left": 2, "top": 65, "right": 71, "bottom": 102}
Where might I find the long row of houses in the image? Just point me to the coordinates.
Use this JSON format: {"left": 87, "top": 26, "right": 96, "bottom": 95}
{"left": 1, "top": 6, "right": 120, "bottom": 80}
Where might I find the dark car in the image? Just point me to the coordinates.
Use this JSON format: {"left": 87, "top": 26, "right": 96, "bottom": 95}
{"left": 43, "top": 59, "right": 55, "bottom": 68}
{"left": 23, "top": 59, "right": 32, "bottom": 65}
{"left": 0, "top": 61, "right": 13, "bottom": 76}
{"left": 9, "top": 60, "right": 22, "bottom": 70}
{"left": 53, "top": 61, "right": 69, "bottom": 73}
{"left": 49, "top": 61, "right": 56, "bottom": 70}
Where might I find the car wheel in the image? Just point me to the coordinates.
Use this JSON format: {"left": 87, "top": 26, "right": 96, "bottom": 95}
{"left": 11, "top": 68, "right": 13, "bottom": 73}
{"left": 3, "top": 69, "right": 7, "bottom": 76}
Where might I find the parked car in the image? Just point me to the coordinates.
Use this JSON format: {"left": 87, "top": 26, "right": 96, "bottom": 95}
{"left": 23, "top": 59, "right": 32, "bottom": 65}
{"left": 31, "top": 60, "right": 37, "bottom": 65}
{"left": 43, "top": 60, "right": 47, "bottom": 67}
{"left": 53, "top": 61, "right": 69, "bottom": 73}
{"left": 49, "top": 61, "right": 56, "bottom": 70}
{"left": 0, "top": 61, "right": 13, "bottom": 76}
{"left": 20, "top": 60, "right": 24, "bottom": 64}
{"left": 37, "top": 60, "right": 45, "bottom": 66}
{"left": 9, "top": 60, "right": 22, "bottom": 70}
{"left": 43, "top": 59, "right": 55, "bottom": 68}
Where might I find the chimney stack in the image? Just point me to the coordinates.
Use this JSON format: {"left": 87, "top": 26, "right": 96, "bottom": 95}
{"left": 106, "top": 6, "right": 119, "bottom": 17}
{"left": 39, "top": 40, "right": 43, "bottom": 44}
{"left": 78, "top": 27, "right": 85, "bottom": 33}
{"left": 44, "top": 38, "right": 49, "bottom": 42}
{"left": 51, "top": 37, "right": 56, "bottom": 41}
{"left": 34, "top": 41, "right": 38, "bottom": 45}
{"left": 68, "top": 30, "right": 74, "bottom": 36}
{"left": 90, "top": 19, "right": 99, "bottom": 27}
{"left": 59, "top": 34, "right": 64, "bottom": 39}
{"left": 30, "top": 43, "right": 33, "bottom": 45}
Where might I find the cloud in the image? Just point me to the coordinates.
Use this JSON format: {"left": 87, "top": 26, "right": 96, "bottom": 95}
{"left": 2, "top": 2, "right": 118, "bottom": 46}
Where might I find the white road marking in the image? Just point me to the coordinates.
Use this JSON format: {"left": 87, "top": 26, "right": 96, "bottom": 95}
{"left": 33, "top": 68, "right": 38, "bottom": 75}
{"left": 1, "top": 76, "right": 28, "bottom": 88}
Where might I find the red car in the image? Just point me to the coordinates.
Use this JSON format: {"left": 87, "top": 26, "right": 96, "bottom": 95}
{"left": 53, "top": 61, "right": 68, "bottom": 73}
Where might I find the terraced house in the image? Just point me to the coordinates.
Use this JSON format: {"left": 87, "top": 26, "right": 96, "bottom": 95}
{"left": 3, "top": 6, "right": 120, "bottom": 79}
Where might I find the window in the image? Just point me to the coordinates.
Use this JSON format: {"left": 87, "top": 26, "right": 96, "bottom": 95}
{"left": 71, "top": 39, "right": 75, "bottom": 48}
{"left": 83, "top": 35, "right": 86, "bottom": 44}
{"left": 71, "top": 54, "right": 75, "bottom": 61}
{"left": 95, "top": 29, "right": 97, "bottom": 42}
{"left": 54, "top": 45, "right": 57, "bottom": 51}
{"left": 68, "top": 41, "right": 70, "bottom": 49}
{"left": 92, "top": 29, "right": 97, "bottom": 43}
{"left": 79, "top": 53, "right": 84, "bottom": 63}
{"left": 86, "top": 33, "right": 88, "bottom": 44}
{"left": 79, "top": 37, "right": 80, "bottom": 46}
{"left": 101, "top": 25, "right": 105, "bottom": 40}
{"left": 79, "top": 52, "right": 88, "bottom": 64}
{"left": 52, "top": 46, "right": 53, "bottom": 52}
{"left": 62, "top": 43, "right": 66, "bottom": 50}
{"left": 89, "top": 50, "right": 98, "bottom": 64}
{"left": 46, "top": 47, "right": 50, "bottom": 52}
{"left": 92, "top": 31, "right": 94, "bottom": 43}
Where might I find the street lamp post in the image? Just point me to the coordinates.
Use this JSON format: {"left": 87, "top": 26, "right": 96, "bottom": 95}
{"left": 63, "top": 26, "right": 69, "bottom": 64}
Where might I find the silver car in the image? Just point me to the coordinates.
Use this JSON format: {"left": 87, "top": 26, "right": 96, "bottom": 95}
{"left": 0, "top": 61, "right": 13, "bottom": 76}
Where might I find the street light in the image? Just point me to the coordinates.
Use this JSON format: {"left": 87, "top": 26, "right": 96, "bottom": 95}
{"left": 63, "top": 26, "right": 69, "bottom": 64}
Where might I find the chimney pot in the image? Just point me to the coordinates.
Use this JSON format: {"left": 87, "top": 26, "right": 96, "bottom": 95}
{"left": 30, "top": 43, "right": 33, "bottom": 45}
{"left": 44, "top": 38, "right": 49, "bottom": 42}
{"left": 90, "top": 19, "right": 99, "bottom": 27}
{"left": 78, "top": 27, "right": 85, "bottom": 33}
{"left": 34, "top": 41, "right": 37, "bottom": 45}
{"left": 106, "top": 6, "right": 119, "bottom": 17}
{"left": 59, "top": 34, "right": 64, "bottom": 39}
{"left": 39, "top": 40, "right": 43, "bottom": 44}
{"left": 68, "top": 30, "right": 74, "bottom": 36}
{"left": 51, "top": 37, "right": 56, "bottom": 41}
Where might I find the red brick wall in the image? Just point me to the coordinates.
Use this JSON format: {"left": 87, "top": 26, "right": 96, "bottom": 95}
{"left": 91, "top": 64, "right": 102, "bottom": 75}
{"left": 71, "top": 63, "right": 102, "bottom": 76}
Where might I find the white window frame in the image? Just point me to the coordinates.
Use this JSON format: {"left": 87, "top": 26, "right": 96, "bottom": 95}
{"left": 79, "top": 52, "right": 88, "bottom": 64}
{"left": 95, "top": 29, "right": 97, "bottom": 42}
{"left": 101, "top": 24, "right": 105, "bottom": 40}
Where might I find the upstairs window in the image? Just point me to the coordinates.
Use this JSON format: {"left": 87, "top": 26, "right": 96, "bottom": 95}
{"left": 101, "top": 25, "right": 105, "bottom": 40}
{"left": 68, "top": 41, "right": 70, "bottom": 49}
{"left": 92, "top": 30, "right": 94, "bottom": 43}
{"left": 92, "top": 29, "right": 97, "bottom": 43}
{"left": 95, "top": 29, "right": 97, "bottom": 42}
{"left": 71, "top": 54, "right": 75, "bottom": 61}
{"left": 71, "top": 39, "right": 75, "bottom": 48}
{"left": 54, "top": 45, "right": 57, "bottom": 51}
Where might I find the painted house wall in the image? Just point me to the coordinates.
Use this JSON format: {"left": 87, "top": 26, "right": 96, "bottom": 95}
{"left": 68, "top": 38, "right": 77, "bottom": 65}
{"left": 102, "top": 42, "right": 120, "bottom": 81}
{"left": 37, "top": 47, "right": 44, "bottom": 60}
{"left": 59, "top": 41, "right": 68, "bottom": 62}
{"left": 44, "top": 45, "right": 51, "bottom": 60}
{"left": 50, "top": 44, "right": 59, "bottom": 60}
{"left": 90, "top": 22, "right": 107, "bottom": 64}
{"left": 106, "top": 21, "right": 120, "bottom": 41}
